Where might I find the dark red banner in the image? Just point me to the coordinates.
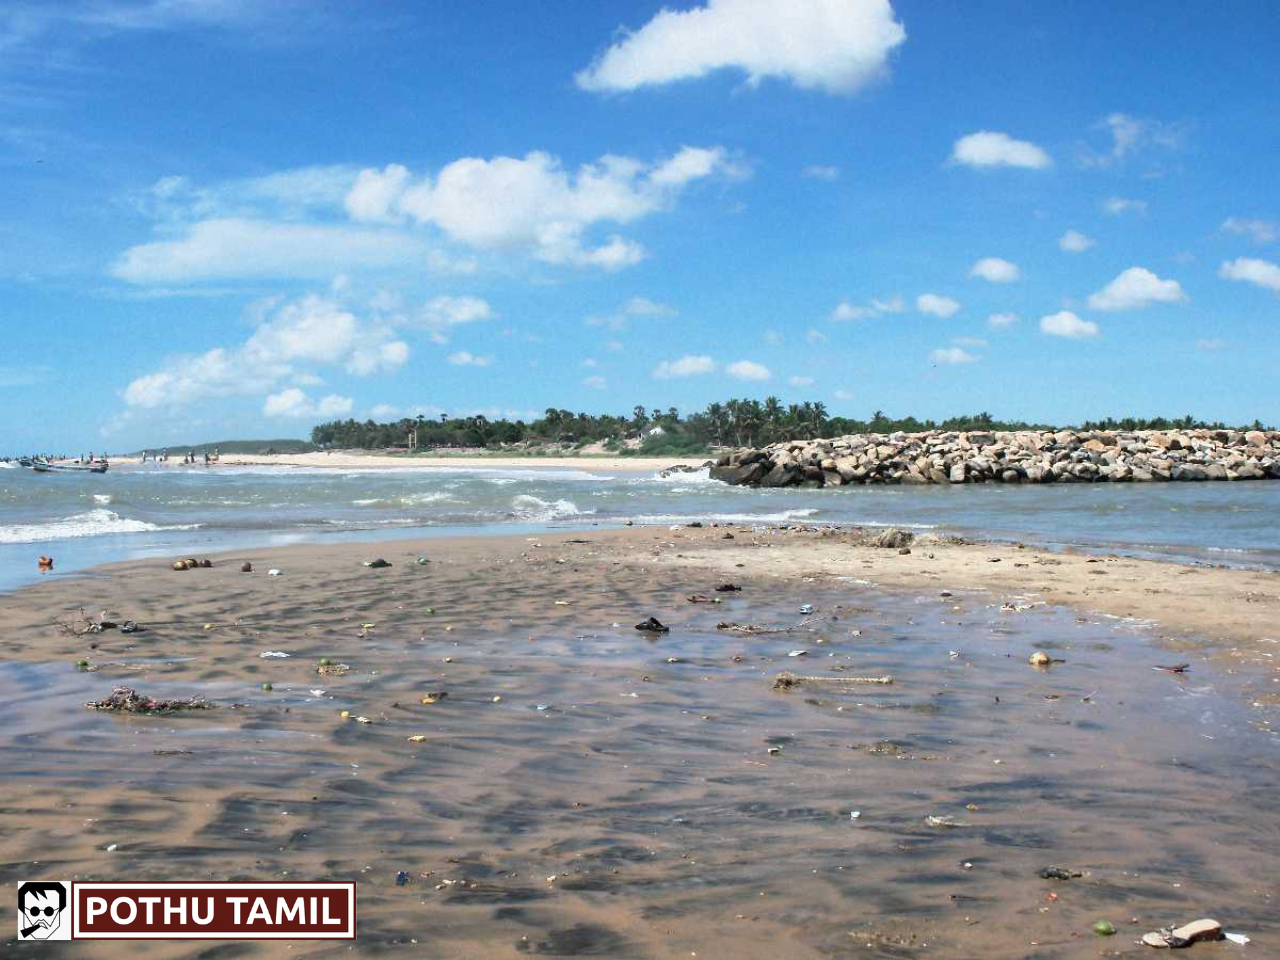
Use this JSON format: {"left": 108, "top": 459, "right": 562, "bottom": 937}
{"left": 72, "top": 883, "right": 355, "bottom": 939}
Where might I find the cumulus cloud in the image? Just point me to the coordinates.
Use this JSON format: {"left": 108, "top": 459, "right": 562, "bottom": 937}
{"left": 1104, "top": 197, "right": 1147, "bottom": 216}
{"left": 586, "top": 296, "right": 676, "bottom": 331}
{"left": 950, "top": 131, "right": 1051, "bottom": 170}
{"left": 830, "top": 295, "right": 903, "bottom": 321}
{"left": 447, "top": 350, "right": 493, "bottom": 367}
{"left": 917, "top": 293, "right": 960, "bottom": 318}
{"left": 653, "top": 355, "right": 716, "bottom": 378}
{"left": 122, "top": 293, "right": 409, "bottom": 409}
{"left": 113, "top": 218, "right": 428, "bottom": 283}
{"left": 582, "top": 374, "right": 608, "bottom": 389}
{"left": 1040, "top": 310, "right": 1099, "bottom": 339}
{"left": 806, "top": 328, "right": 828, "bottom": 343}
{"left": 727, "top": 359, "right": 771, "bottom": 381}
{"left": 788, "top": 375, "right": 815, "bottom": 387}
{"left": 263, "top": 388, "right": 353, "bottom": 419}
{"left": 1221, "top": 217, "right": 1277, "bottom": 245}
{"left": 930, "top": 346, "right": 977, "bottom": 364}
{"left": 833, "top": 389, "right": 854, "bottom": 401}
{"left": 575, "top": 0, "right": 907, "bottom": 96}
{"left": 1219, "top": 257, "right": 1280, "bottom": 293}
{"left": 343, "top": 147, "right": 743, "bottom": 270}
{"left": 987, "top": 312, "right": 1018, "bottom": 329}
{"left": 969, "top": 257, "right": 1020, "bottom": 283}
{"left": 1058, "top": 229, "right": 1095, "bottom": 252}
{"left": 1196, "top": 338, "right": 1226, "bottom": 352}
{"left": 1087, "top": 267, "right": 1187, "bottom": 311}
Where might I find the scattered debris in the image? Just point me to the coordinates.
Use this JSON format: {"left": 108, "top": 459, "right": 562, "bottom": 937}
{"left": 407, "top": 735, "right": 428, "bottom": 743}
{"left": 1040, "top": 866, "right": 1083, "bottom": 881}
{"left": 872, "top": 528, "right": 914, "bottom": 549}
{"left": 395, "top": 871, "right": 410, "bottom": 887}
{"left": 1155, "top": 663, "right": 1191, "bottom": 674}
{"left": 241, "top": 562, "right": 253, "bottom": 573}
{"left": 259, "top": 651, "right": 290, "bottom": 659}
{"left": 1028, "top": 651, "right": 1064, "bottom": 667}
{"left": 925, "top": 815, "right": 962, "bottom": 828}
{"left": 38, "top": 555, "right": 54, "bottom": 570}
{"left": 364, "top": 558, "right": 392, "bottom": 568}
{"left": 799, "top": 603, "right": 814, "bottom": 615}
{"left": 787, "top": 649, "right": 808, "bottom": 658}
{"left": 1141, "top": 919, "right": 1223, "bottom": 949}
{"left": 120, "top": 620, "right": 141, "bottom": 633}
{"left": 687, "top": 594, "right": 721, "bottom": 604}
{"left": 1093, "top": 920, "right": 1117, "bottom": 937}
{"left": 267, "top": 569, "right": 282, "bottom": 577}
{"left": 635, "top": 617, "right": 670, "bottom": 633}
{"left": 86, "top": 687, "right": 212, "bottom": 715}
{"left": 420, "top": 692, "right": 448, "bottom": 704}
{"left": 715, "top": 583, "right": 743, "bottom": 592}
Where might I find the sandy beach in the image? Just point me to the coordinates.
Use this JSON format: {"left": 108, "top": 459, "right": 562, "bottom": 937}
{"left": 203, "top": 452, "right": 712, "bottom": 473}
{"left": 2, "top": 525, "right": 1277, "bottom": 957}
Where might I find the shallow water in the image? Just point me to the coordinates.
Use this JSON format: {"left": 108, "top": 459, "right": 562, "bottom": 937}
{"left": 3, "top": 463, "right": 1280, "bottom": 593}
{"left": 2, "top": 557, "right": 1275, "bottom": 957}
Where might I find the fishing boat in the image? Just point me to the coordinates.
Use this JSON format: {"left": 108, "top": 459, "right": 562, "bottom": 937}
{"left": 31, "top": 459, "right": 109, "bottom": 474}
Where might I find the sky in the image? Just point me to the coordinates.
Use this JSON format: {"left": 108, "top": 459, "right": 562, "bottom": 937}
{"left": 1, "top": 0, "right": 1278, "bottom": 452}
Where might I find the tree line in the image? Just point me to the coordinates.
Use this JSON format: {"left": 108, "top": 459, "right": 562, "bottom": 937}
{"left": 309, "top": 401, "right": 1271, "bottom": 455}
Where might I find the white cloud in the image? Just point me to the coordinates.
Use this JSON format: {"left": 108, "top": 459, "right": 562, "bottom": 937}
{"left": 416, "top": 295, "right": 494, "bottom": 343}
{"left": 950, "top": 131, "right": 1051, "bottom": 170}
{"left": 917, "top": 293, "right": 960, "bottom": 318}
{"left": 1087, "top": 267, "right": 1187, "bottom": 311}
{"left": 1058, "top": 229, "right": 1095, "bottom": 252}
{"left": 113, "top": 218, "right": 427, "bottom": 283}
{"left": 1196, "top": 338, "right": 1225, "bottom": 352}
{"left": 122, "top": 293, "right": 408, "bottom": 409}
{"left": 370, "top": 403, "right": 400, "bottom": 419}
{"left": 803, "top": 164, "right": 840, "bottom": 181}
{"left": 447, "top": 351, "right": 493, "bottom": 367}
{"left": 343, "top": 146, "right": 742, "bottom": 271}
{"left": 582, "top": 374, "right": 608, "bottom": 389}
{"left": 586, "top": 296, "right": 675, "bottom": 330}
{"left": 263, "top": 388, "right": 352, "bottom": 419}
{"left": 833, "top": 389, "right": 855, "bottom": 401}
{"left": 1221, "top": 217, "right": 1277, "bottom": 245}
{"left": 788, "top": 375, "right": 815, "bottom": 387}
{"left": 726, "top": 359, "right": 771, "bottom": 381}
{"left": 987, "top": 311, "right": 1018, "bottom": 329}
{"left": 952, "top": 336, "right": 987, "bottom": 348}
{"left": 930, "top": 346, "right": 977, "bottom": 364}
{"left": 1079, "top": 113, "right": 1189, "bottom": 168}
{"left": 969, "top": 257, "right": 1019, "bottom": 283}
{"left": 575, "top": 0, "right": 907, "bottom": 96}
{"left": 1219, "top": 257, "right": 1280, "bottom": 293}
{"left": 1040, "top": 310, "right": 1099, "bottom": 339}
{"left": 1104, "top": 197, "right": 1147, "bottom": 216}
{"left": 830, "top": 294, "right": 903, "bottom": 321}
{"left": 653, "top": 355, "right": 717, "bottom": 378}
{"left": 806, "top": 328, "right": 828, "bottom": 343}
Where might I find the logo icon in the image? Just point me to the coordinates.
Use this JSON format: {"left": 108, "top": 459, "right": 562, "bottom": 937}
{"left": 18, "top": 881, "right": 70, "bottom": 941}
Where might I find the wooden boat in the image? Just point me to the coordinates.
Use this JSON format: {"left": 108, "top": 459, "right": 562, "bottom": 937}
{"left": 31, "top": 459, "right": 108, "bottom": 474}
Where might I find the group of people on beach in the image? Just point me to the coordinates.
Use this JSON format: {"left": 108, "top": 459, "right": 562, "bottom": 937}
{"left": 140, "top": 449, "right": 220, "bottom": 465}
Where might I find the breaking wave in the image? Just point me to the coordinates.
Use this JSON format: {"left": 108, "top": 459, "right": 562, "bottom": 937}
{"left": 0, "top": 509, "right": 199, "bottom": 544}
{"left": 510, "top": 495, "right": 594, "bottom": 522}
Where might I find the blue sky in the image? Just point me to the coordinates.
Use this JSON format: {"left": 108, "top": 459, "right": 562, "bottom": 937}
{"left": 1, "top": 0, "right": 1277, "bottom": 451}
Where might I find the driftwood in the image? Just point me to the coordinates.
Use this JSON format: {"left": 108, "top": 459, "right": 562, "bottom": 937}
{"left": 718, "top": 616, "right": 823, "bottom": 635}
{"left": 773, "top": 671, "right": 894, "bottom": 690}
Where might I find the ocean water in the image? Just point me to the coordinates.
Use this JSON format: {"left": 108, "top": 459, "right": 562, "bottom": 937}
{"left": 1, "top": 460, "right": 1278, "bottom": 592}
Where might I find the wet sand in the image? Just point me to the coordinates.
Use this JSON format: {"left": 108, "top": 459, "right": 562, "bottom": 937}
{"left": 1, "top": 526, "right": 1277, "bottom": 957}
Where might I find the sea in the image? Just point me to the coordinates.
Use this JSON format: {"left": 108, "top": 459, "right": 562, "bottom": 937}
{"left": 2, "top": 459, "right": 1278, "bottom": 593}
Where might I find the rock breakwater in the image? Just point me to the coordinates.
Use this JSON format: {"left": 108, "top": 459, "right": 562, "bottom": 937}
{"left": 711, "top": 429, "right": 1280, "bottom": 487}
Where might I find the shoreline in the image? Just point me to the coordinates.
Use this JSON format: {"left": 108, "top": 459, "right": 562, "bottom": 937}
{"left": 2, "top": 525, "right": 1277, "bottom": 956}
{"left": 109, "top": 452, "right": 710, "bottom": 473}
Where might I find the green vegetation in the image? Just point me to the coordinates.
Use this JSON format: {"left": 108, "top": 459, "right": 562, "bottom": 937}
{"left": 311, "top": 402, "right": 1272, "bottom": 454}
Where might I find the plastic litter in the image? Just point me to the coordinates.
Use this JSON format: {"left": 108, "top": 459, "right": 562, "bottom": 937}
{"left": 260, "top": 651, "right": 290, "bottom": 659}
{"left": 267, "top": 569, "right": 282, "bottom": 577}
{"left": 635, "top": 617, "right": 670, "bottom": 633}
